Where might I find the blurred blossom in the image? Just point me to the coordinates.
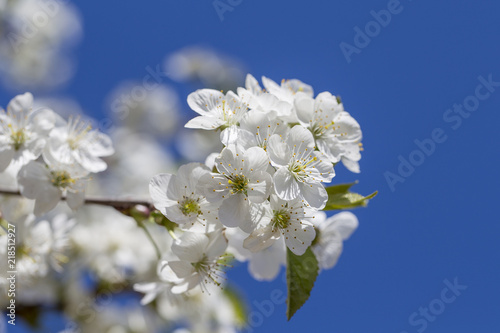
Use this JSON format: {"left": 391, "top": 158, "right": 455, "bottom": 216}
{"left": 165, "top": 46, "right": 245, "bottom": 91}
{"left": 0, "top": 0, "right": 82, "bottom": 91}
{"left": 156, "top": 285, "right": 239, "bottom": 333}
{"left": 34, "top": 96, "right": 86, "bottom": 121}
{"left": 70, "top": 205, "right": 170, "bottom": 283}
{"left": 0, "top": 212, "right": 75, "bottom": 305}
{"left": 61, "top": 302, "right": 162, "bottom": 333}
{"left": 94, "top": 128, "right": 176, "bottom": 198}
{"left": 176, "top": 128, "right": 223, "bottom": 163}
{"left": 107, "top": 82, "right": 181, "bottom": 138}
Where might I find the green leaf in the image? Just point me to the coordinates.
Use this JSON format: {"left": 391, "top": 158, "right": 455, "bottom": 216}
{"left": 324, "top": 182, "right": 377, "bottom": 211}
{"left": 286, "top": 247, "right": 319, "bottom": 320}
{"left": 223, "top": 285, "right": 248, "bottom": 328}
{"left": 325, "top": 181, "right": 358, "bottom": 195}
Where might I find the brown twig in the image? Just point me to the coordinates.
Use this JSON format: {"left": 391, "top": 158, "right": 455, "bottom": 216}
{"left": 0, "top": 188, "right": 154, "bottom": 212}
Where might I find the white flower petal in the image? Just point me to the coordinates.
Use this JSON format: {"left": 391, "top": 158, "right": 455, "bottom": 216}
{"left": 283, "top": 220, "right": 316, "bottom": 256}
{"left": 187, "top": 89, "right": 225, "bottom": 115}
{"left": 273, "top": 167, "right": 300, "bottom": 201}
{"left": 247, "top": 171, "right": 272, "bottom": 204}
{"left": 197, "top": 173, "right": 228, "bottom": 202}
{"left": 17, "top": 161, "right": 52, "bottom": 199}
{"left": 299, "top": 181, "right": 328, "bottom": 209}
{"left": 66, "top": 188, "right": 85, "bottom": 210}
{"left": 167, "top": 260, "right": 196, "bottom": 279}
{"left": 313, "top": 230, "right": 343, "bottom": 270}
{"left": 333, "top": 112, "right": 362, "bottom": 142}
{"left": 267, "top": 134, "right": 289, "bottom": 167}
{"left": 7, "top": 92, "right": 33, "bottom": 115}
{"left": 316, "top": 138, "right": 343, "bottom": 163}
{"left": 294, "top": 95, "right": 315, "bottom": 125}
{"left": 218, "top": 193, "right": 250, "bottom": 229}
{"left": 243, "top": 146, "right": 269, "bottom": 174}
{"left": 75, "top": 148, "right": 107, "bottom": 173}
{"left": 341, "top": 157, "right": 360, "bottom": 173}
{"left": 149, "top": 173, "right": 175, "bottom": 215}
{"left": 243, "top": 225, "right": 278, "bottom": 253}
{"left": 172, "top": 232, "right": 209, "bottom": 262}
{"left": 205, "top": 231, "right": 228, "bottom": 258}
{"left": 215, "top": 146, "right": 238, "bottom": 176}
{"left": 171, "top": 275, "right": 201, "bottom": 294}
{"left": 245, "top": 74, "right": 262, "bottom": 94}
{"left": 288, "top": 125, "right": 315, "bottom": 152}
{"left": 220, "top": 125, "right": 239, "bottom": 146}
{"left": 0, "top": 145, "right": 14, "bottom": 171}
{"left": 87, "top": 131, "right": 114, "bottom": 156}
{"left": 33, "top": 186, "right": 62, "bottom": 216}
{"left": 31, "top": 108, "right": 56, "bottom": 134}
{"left": 326, "top": 211, "right": 359, "bottom": 240}
{"left": 185, "top": 115, "right": 225, "bottom": 130}
{"left": 248, "top": 239, "right": 286, "bottom": 281}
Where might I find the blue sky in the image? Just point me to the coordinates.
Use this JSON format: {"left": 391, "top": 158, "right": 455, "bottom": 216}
{"left": 4, "top": 0, "right": 500, "bottom": 332}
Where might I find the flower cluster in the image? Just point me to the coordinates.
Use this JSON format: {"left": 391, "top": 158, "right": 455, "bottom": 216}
{"left": 0, "top": 0, "right": 82, "bottom": 90}
{"left": 143, "top": 74, "right": 362, "bottom": 302}
{"left": 0, "top": 92, "right": 114, "bottom": 215}
{"left": 0, "top": 73, "right": 366, "bottom": 331}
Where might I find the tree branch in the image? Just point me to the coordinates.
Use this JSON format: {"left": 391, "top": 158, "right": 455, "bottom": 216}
{"left": 0, "top": 188, "right": 154, "bottom": 212}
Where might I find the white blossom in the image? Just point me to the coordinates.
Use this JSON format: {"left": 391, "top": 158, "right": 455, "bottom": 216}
{"left": 243, "top": 195, "right": 316, "bottom": 256}
{"left": 185, "top": 89, "right": 248, "bottom": 130}
{"left": 237, "top": 74, "right": 292, "bottom": 118}
{"left": 0, "top": 0, "right": 82, "bottom": 90}
{"left": 226, "top": 227, "right": 286, "bottom": 281}
{"left": 149, "top": 163, "right": 221, "bottom": 233}
{"left": 108, "top": 82, "right": 181, "bottom": 137}
{"left": 159, "top": 231, "right": 229, "bottom": 294}
{"left": 198, "top": 145, "right": 272, "bottom": 232}
{"left": 0, "top": 92, "right": 55, "bottom": 171}
{"left": 295, "top": 91, "right": 362, "bottom": 165}
{"left": 311, "top": 211, "right": 358, "bottom": 270}
{"left": 262, "top": 76, "right": 314, "bottom": 105}
{"left": 17, "top": 155, "right": 89, "bottom": 216}
{"left": 164, "top": 46, "right": 245, "bottom": 90}
{"left": 0, "top": 213, "right": 74, "bottom": 285}
{"left": 45, "top": 115, "right": 114, "bottom": 173}
{"left": 220, "top": 109, "right": 288, "bottom": 151}
{"left": 267, "top": 125, "right": 334, "bottom": 209}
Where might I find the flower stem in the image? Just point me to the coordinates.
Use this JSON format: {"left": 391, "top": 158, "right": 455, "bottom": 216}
{"left": 136, "top": 219, "right": 162, "bottom": 259}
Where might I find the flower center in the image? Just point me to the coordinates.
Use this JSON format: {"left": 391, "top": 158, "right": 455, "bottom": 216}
{"left": 289, "top": 156, "right": 317, "bottom": 177}
{"left": 179, "top": 198, "right": 200, "bottom": 216}
{"left": 67, "top": 116, "right": 92, "bottom": 150}
{"left": 9, "top": 125, "right": 27, "bottom": 150}
{"left": 272, "top": 209, "right": 291, "bottom": 230}
{"left": 228, "top": 175, "right": 248, "bottom": 195}
{"left": 191, "top": 255, "right": 230, "bottom": 292}
{"left": 310, "top": 121, "right": 335, "bottom": 140}
{"left": 51, "top": 171, "right": 75, "bottom": 188}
